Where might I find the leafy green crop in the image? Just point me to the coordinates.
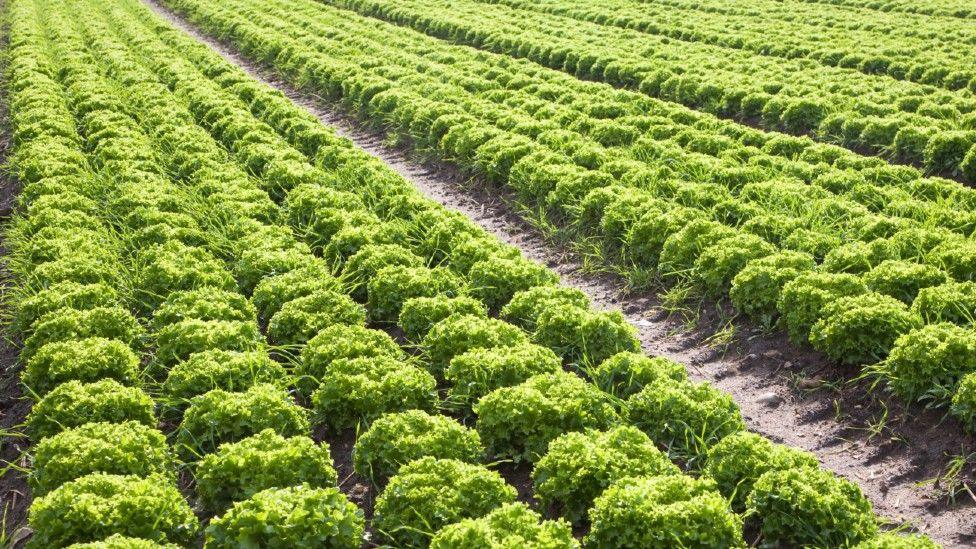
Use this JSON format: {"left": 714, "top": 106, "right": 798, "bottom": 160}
{"left": 694, "top": 233, "right": 776, "bottom": 295}
{"left": 500, "top": 286, "right": 589, "bottom": 331}
{"left": 162, "top": 349, "right": 286, "bottom": 403}
{"left": 747, "top": 468, "right": 878, "bottom": 548}
{"left": 23, "top": 337, "right": 139, "bottom": 397}
{"left": 810, "top": 292, "right": 922, "bottom": 365}
{"left": 778, "top": 272, "right": 868, "bottom": 344}
{"left": 468, "top": 257, "right": 558, "bottom": 312}
{"left": 28, "top": 473, "right": 197, "bottom": 548}
{"left": 586, "top": 475, "right": 745, "bottom": 548}
{"left": 704, "top": 431, "right": 819, "bottom": 511}
{"left": 884, "top": 323, "right": 976, "bottom": 403}
{"left": 445, "top": 343, "right": 562, "bottom": 411}
{"left": 372, "top": 457, "right": 517, "bottom": 548}
{"left": 342, "top": 243, "right": 424, "bottom": 300}
{"left": 353, "top": 410, "right": 483, "bottom": 483}
{"left": 176, "top": 384, "right": 309, "bottom": 459}
{"left": 297, "top": 324, "right": 404, "bottom": 396}
{"left": 153, "top": 319, "right": 263, "bottom": 372}
{"left": 423, "top": 313, "right": 529, "bottom": 375}
{"left": 627, "top": 378, "right": 745, "bottom": 468}
{"left": 205, "top": 485, "right": 364, "bottom": 548}
{"left": 14, "top": 281, "right": 118, "bottom": 335}
{"left": 65, "top": 534, "right": 179, "bottom": 548}
{"left": 31, "top": 421, "right": 173, "bottom": 496}
{"left": 132, "top": 240, "right": 236, "bottom": 313}
{"left": 729, "top": 251, "right": 815, "bottom": 325}
{"left": 151, "top": 288, "right": 255, "bottom": 330}
{"left": 474, "top": 371, "right": 619, "bottom": 462}
{"left": 533, "top": 303, "right": 639, "bottom": 367}
{"left": 9, "top": 0, "right": 945, "bottom": 544}
{"left": 28, "top": 379, "right": 156, "bottom": 440}
{"left": 429, "top": 503, "right": 577, "bottom": 549}
{"left": 951, "top": 372, "right": 976, "bottom": 432}
{"left": 267, "top": 289, "right": 366, "bottom": 346}
{"left": 311, "top": 356, "right": 437, "bottom": 429}
{"left": 398, "top": 295, "right": 487, "bottom": 342}
{"left": 368, "top": 265, "right": 465, "bottom": 323}
{"left": 590, "top": 351, "right": 686, "bottom": 399}
{"left": 196, "top": 429, "right": 337, "bottom": 512}
{"left": 911, "top": 280, "right": 976, "bottom": 325}
{"left": 23, "top": 306, "right": 144, "bottom": 362}
{"left": 864, "top": 260, "right": 948, "bottom": 304}
{"left": 250, "top": 261, "right": 341, "bottom": 321}
{"left": 533, "top": 426, "right": 680, "bottom": 523}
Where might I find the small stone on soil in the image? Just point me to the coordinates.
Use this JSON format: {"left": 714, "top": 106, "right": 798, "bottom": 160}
{"left": 797, "top": 377, "right": 822, "bottom": 390}
{"left": 347, "top": 483, "right": 370, "bottom": 505}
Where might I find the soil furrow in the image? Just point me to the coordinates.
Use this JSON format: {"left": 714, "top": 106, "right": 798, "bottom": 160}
{"left": 0, "top": 0, "right": 32, "bottom": 540}
{"left": 139, "top": 0, "right": 976, "bottom": 545}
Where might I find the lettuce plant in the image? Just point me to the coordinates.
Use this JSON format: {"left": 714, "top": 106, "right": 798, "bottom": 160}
{"left": 250, "top": 261, "right": 341, "bottom": 321}
{"left": 28, "top": 473, "right": 197, "bottom": 548}
{"left": 196, "top": 429, "right": 336, "bottom": 512}
{"left": 177, "top": 384, "right": 309, "bottom": 459}
{"left": 809, "top": 292, "right": 922, "bottom": 365}
{"left": 533, "top": 304, "right": 640, "bottom": 367}
{"left": 23, "top": 337, "right": 139, "bottom": 397}
{"left": 627, "top": 378, "right": 745, "bottom": 469}
{"left": 704, "top": 431, "right": 819, "bottom": 511}
{"left": 353, "top": 410, "right": 483, "bottom": 483}
{"left": 747, "top": 468, "right": 878, "bottom": 548}
{"left": 162, "top": 349, "right": 286, "bottom": 402}
{"left": 372, "top": 457, "right": 517, "bottom": 548}
{"left": 586, "top": 475, "right": 745, "bottom": 548}
{"left": 297, "top": 324, "right": 404, "bottom": 396}
{"left": 500, "top": 286, "right": 589, "bottom": 331}
{"left": 474, "top": 371, "right": 619, "bottom": 462}
{"left": 951, "top": 372, "right": 976, "bottom": 432}
{"left": 590, "top": 351, "right": 686, "bottom": 399}
{"left": 423, "top": 314, "right": 529, "bottom": 376}
{"left": 367, "top": 265, "right": 465, "bottom": 323}
{"left": 267, "top": 289, "right": 366, "bottom": 346}
{"left": 468, "top": 257, "right": 558, "bottom": 312}
{"left": 445, "top": 343, "right": 562, "bottom": 411}
{"left": 398, "top": 295, "right": 486, "bottom": 342}
{"left": 533, "top": 426, "right": 680, "bottom": 523}
{"left": 28, "top": 379, "right": 156, "bottom": 440}
{"left": 205, "top": 485, "right": 363, "bottom": 548}
{"left": 31, "top": 421, "right": 173, "bottom": 496}
{"left": 311, "top": 356, "right": 437, "bottom": 430}
{"left": 885, "top": 323, "right": 976, "bottom": 404}
{"left": 429, "top": 503, "right": 577, "bottom": 549}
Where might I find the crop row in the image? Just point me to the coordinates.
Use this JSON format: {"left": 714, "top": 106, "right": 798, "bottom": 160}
{"left": 480, "top": 0, "right": 976, "bottom": 93}
{"left": 795, "top": 0, "right": 976, "bottom": 19}
{"left": 161, "top": 0, "right": 976, "bottom": 431}
{"left": 321, "top": 0, "right": 976, "bottom": 182}
{"left": 5, "top": 0, "right": 937, "bottom": 546}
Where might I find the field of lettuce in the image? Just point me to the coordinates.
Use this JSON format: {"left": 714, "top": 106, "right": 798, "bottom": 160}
{"left": 1, "top": 0, "right": 974, "bottom": 547}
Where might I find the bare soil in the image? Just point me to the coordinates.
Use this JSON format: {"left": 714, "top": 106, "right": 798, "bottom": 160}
{"left": 142, "top": 1, "right": 976, "bottom": 545}
{"left": 0, "top": 342, "right": 30, "bottom": 547}
{"left": 0, "top": 8, "right": 31, "bottom": 541}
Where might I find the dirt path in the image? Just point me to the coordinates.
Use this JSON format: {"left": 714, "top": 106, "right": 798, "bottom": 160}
{"left": 0, "top": 3, "right": 32, "bottom": 543}
{"left": 141, "top": 1, "right": 976, "bottom": 545}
